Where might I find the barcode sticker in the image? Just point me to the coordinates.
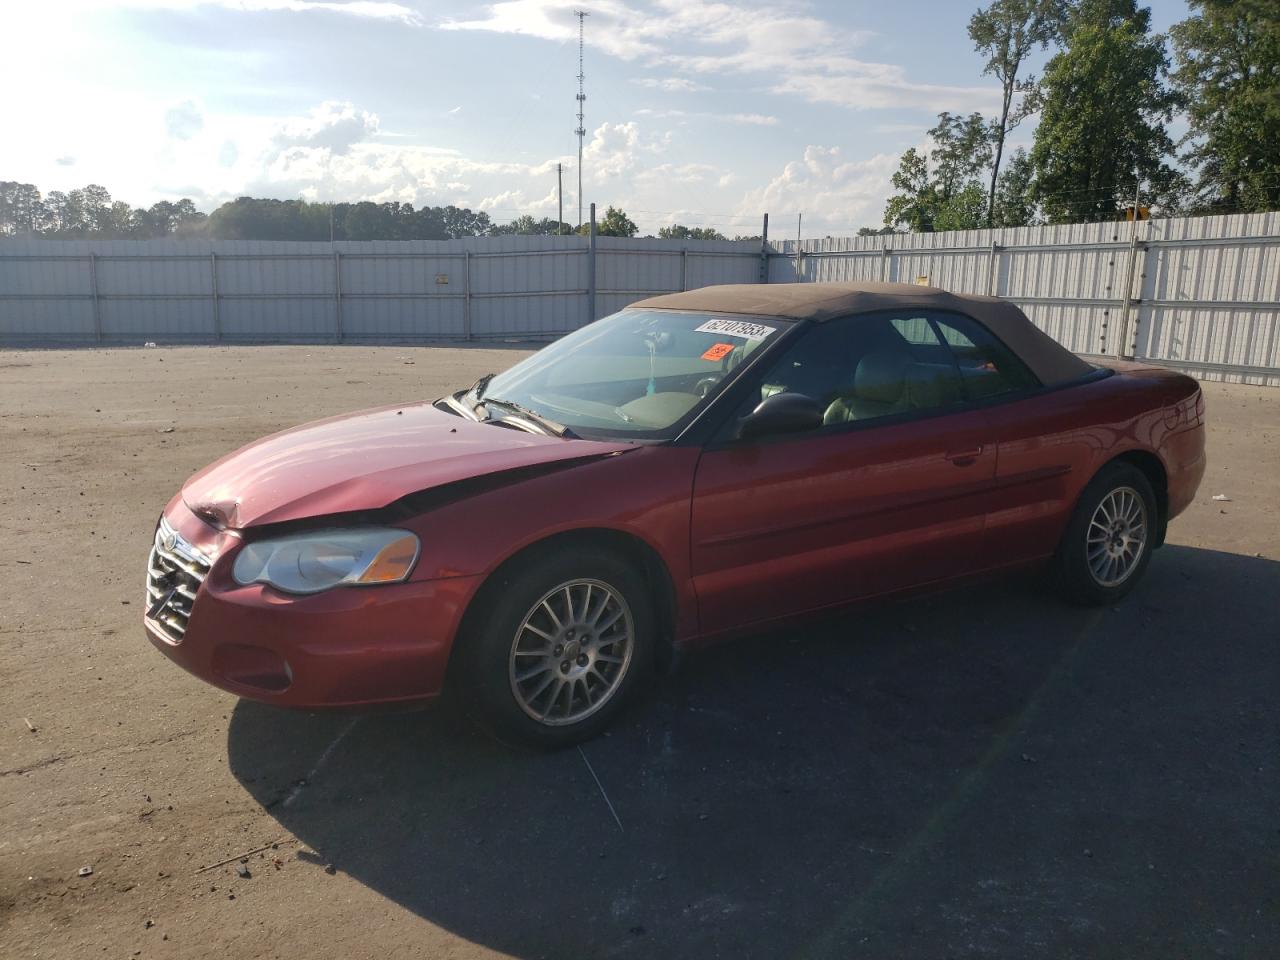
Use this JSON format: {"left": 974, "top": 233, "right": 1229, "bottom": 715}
{"left": 693, "top": 318, "right": 776, "bottom": 341}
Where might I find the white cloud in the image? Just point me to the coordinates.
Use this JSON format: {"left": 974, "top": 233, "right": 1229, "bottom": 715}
{"left": 636, "top": 108, "right": 778, "bottom": 126}
{"left": 737, "top": 145, "right": 901, "bottom": 233}
{"left": 164, "top": 100, "right": 205, "bottom": 141}
{"left": 632, "top": 76, "right": 709, "bottom": 93}
{"left": 443, "top": 0, "right": 995, "bottom": 116}
{"left": 271, "top": 101, "right": 380, "bottom": 155}
{"left": 42, "top": 0, "right": 421, "bottom": 23}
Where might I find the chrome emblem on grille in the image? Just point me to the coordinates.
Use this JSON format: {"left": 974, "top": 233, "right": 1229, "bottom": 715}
{"left": 162, "top": 531, "right": 178, "bottom": 552}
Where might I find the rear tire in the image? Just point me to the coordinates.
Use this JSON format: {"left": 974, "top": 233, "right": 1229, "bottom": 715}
{"left": 455, "top": 545, "right": 655, "bottom": 749}
{"left": 1054, "top": 461, "right": 1157, "bottom": 606}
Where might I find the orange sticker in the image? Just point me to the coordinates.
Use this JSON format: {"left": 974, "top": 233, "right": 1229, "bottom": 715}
{"left": 701, "top": 342, "right": 735, "bottom": 362}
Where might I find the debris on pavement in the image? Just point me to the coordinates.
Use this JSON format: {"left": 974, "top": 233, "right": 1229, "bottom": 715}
{"left": 1212, "top": 494, "right": 1232, "bottom": 501}
{"left": 23, "top": 717, "right": 36, "bottom": 732}
{"left": 77, "top": 866, "right": 93, "bottom": 877}
{"left": 194, "top": 837, "right": 296, "bottom": 874}
{"left": 236, "top": 862, "right": 251, "bottom": 879}
{"left": 158, "top": 426, "right": 175, "bottom": 433}
{"left": 324, "top": 863, "right": 337, "bottom": 875}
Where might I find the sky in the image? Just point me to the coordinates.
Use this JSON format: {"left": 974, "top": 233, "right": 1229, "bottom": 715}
{"left": 2, "top": 0, "right": 1193, "bottom": 237}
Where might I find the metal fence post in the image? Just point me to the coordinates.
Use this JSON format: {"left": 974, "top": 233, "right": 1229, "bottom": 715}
{"left": 333, "top": 250, "right": 343, "bottom": 342}
{"left": 463, "top": 249, "right": 472, "bottom": 340}
{"left": 587, "top": 203, "right": 597, "bottom": 324}
{"left": 986, "top": 240, "right": 999, "bottom": 296}
{"left": 759, "top": 213, "right": 769, "bottom": 284}
{"left": 88, "top": 253, "right": 102, "bottom": 342}
{"left": 1117, "top": 231, "right": 1142, "bottom": 360}
{"left": 680, "top": 248, "right": 688, "bottom": 292}
{"left": 881, "top": 244, "right": 892, "bottom": 283}
{"left": 210, "top": 252, "right": 221, "bottom": 340}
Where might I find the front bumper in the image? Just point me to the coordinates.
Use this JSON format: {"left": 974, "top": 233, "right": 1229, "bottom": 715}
{"left": 143, "top": 500, "right": 482, "bottom": 708}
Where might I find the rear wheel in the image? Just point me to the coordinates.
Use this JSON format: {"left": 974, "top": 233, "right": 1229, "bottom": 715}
{"left": 457, "top": 546, "right": 655, "bottom": 748}
{"left": 1054, "top": 462, "right": 1157, "bottom": 606}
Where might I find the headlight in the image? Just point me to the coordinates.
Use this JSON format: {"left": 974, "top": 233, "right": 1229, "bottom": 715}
{"left": 232, "top": 528, "right": 420, "bottom": 595}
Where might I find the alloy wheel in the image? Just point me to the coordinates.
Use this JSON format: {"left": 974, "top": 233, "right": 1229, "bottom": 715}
{"left": 1086, "top": 485, "right": 1148, "bottom": 587}
{"left": 508, "top": 578, "right": 635, "bottom": 726}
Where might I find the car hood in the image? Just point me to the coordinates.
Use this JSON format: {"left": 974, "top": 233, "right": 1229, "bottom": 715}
{"left": 182, "top": 400, "right": 633, "bottom": 529}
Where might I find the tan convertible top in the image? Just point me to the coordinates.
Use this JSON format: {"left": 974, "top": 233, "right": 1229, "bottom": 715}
{"left": 634, "top": 282, "right": 1094, "bottom": 386}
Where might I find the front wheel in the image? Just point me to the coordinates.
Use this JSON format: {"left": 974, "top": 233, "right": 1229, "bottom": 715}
{"left": 456, "top": 546, "right": 655, "bottom": 748}
{"left": 1053, "top": 462, "right": 1157, "bottom": 606}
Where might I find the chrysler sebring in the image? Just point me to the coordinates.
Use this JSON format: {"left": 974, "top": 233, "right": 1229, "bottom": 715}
{"left": 144, "top": 283, "right": 1206, "bottom": 746}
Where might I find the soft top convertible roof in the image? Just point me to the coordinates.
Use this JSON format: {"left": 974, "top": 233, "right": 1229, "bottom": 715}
{"left": 634, "top": 282, "right": 1094, "bottom": 387}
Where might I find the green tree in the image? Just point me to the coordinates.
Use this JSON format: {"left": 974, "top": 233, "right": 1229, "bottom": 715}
{"left": 1171, "top": 0, "right": 1280, "bottom": 212}
{"left": 490, "top": 214, "right": 574, "bottom": 235}
{"left": 1030, "top": 0, "right": 1183, "bottom": 223}
{"left": 857, "top": 225, "right": 895, "bottom": 236}
{"left": 969, "top": 0, "right": 1068, "bottom": 226}
{"left": 934, "top": 182, "right": 989, "bottom": 231}
{"left": 585, "top": 206, "right": 638, "bottom": 238}
{"left": 993, "top": 147, "right": 1039, "bottom": 226}
{"left": 0, "top": 181, "right": 45, "bottom": 235}
{"left": 883, "top": 148, "right": 938, "bottom": 231}
{"left": 657, "top": 224, "right": 726, "bottom": 240}
{"left": 930, "top": 112, "right": 994, "bottom": 202}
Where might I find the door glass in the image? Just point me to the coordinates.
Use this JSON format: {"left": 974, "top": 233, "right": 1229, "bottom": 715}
{"left": 930, "top": 314, "right": 1040, "bottom": 399}
{"left": 747, "top": 314, "right": 965, "bottom": 427}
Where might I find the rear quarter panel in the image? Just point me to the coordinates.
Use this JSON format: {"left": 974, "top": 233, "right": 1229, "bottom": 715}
{"left": 985, "top": 364, "right": 1202, "bottom": 567}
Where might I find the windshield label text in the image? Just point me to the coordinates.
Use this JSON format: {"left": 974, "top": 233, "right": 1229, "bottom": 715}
{"left": 694, "top": 318, "right": 775, "bottom": 341}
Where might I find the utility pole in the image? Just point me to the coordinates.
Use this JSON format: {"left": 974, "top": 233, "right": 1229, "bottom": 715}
{"left": 557, "top": 163, "right": 563, "bottom": 235}
{"left": 574, "top": 9, "right": 589, "bottom": 230}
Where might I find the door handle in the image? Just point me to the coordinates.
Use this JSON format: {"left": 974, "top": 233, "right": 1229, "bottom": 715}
{"left": 945, "top": 446, "right": 983, "bottom": 465}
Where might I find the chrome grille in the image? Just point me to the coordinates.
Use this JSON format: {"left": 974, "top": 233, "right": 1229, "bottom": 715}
{"left": 145, "top": 517, "right": 212, "bottom": 644}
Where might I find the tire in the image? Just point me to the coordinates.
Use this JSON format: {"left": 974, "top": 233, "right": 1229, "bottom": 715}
{"left": 455, "top": 545, "right": 655, "bottom": 749}
{"left": 1053, "top": 461, "right": 1158, "bottom": 606}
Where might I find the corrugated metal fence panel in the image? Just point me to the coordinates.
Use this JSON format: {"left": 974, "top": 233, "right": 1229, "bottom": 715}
{"left": 1, "top": 220, "right": 1276, "bottom": 382}
{"left": 0, "top": 239, "right": 97, "bottom": 339}
{"left": 1135, "top": 214, "right": 1280, "bottom": 384}
{"left": 775, "top": 215, "right": 1279, "bottom": 384}
{"left": 470, "top": 235, "right": 587, "bottom": 338}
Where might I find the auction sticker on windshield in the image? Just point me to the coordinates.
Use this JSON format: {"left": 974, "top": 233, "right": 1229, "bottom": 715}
{"left": 694, "top": 318, "right": 776, "bottom": 341}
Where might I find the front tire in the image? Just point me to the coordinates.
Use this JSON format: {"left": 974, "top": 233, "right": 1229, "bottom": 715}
{"left": 456, "top": 546, "right": 655, "bottom": 749}
{"left": 1054, "top": 462, "right": 1157, "bottom": 606}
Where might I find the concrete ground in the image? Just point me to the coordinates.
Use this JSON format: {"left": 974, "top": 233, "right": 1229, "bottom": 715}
{"left": 1, "top": 345, "right": 1277, "bottom": 960}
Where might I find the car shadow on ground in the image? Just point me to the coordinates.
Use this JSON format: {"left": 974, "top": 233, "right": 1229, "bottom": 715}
{"left": 227, "top": 546, "right": 1280, "bottom": 958}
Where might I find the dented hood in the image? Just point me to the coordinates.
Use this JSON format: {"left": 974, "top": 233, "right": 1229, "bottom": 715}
{"left": 182, "top": 401, "right": 632, "bottom": 529}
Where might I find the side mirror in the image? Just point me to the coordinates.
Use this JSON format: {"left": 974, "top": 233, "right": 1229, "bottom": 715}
{"left": 736, "top": 392, "right": 823, "bottom": 441}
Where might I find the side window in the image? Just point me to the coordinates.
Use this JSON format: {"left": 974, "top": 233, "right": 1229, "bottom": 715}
{"left": 747, "top": 315, "right": 965, "bottom": 428}
{"left": 931, "top": 314, "right": 1040, "bottom": 400}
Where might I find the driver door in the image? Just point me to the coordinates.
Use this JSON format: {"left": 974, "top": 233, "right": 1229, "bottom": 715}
{"left": 689, "top": 312, "right": 997, "bottom": 636}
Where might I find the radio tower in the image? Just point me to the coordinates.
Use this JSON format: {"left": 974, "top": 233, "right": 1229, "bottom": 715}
{"left": 574, "top": 9, "right": 588, "bottom": 229}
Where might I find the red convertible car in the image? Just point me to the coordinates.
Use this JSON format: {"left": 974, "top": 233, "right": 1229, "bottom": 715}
{"left": 145, "top": 283, "right": 1205, "bottom": 746}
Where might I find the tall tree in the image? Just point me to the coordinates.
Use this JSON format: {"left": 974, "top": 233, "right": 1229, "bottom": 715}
{"left": 1171, "top": 0, "right": 1280, "bottom": 212}
{"left": 883, "top": 148, "right": 938, "bottom": 232}
{"left": 929, "top": 112, "right": 994, "bottom": 202}
{"left": 0, "top": 182, "right": 45, "bottom": 235}
{"left": 993, "top": 147, "right": 1039, "bottom": 226}
{"left": 968, "top": 0, "right": 1068, "bottom": 226}
{"left": 1030, "top": 0, "right": 1183, "bottom": 223}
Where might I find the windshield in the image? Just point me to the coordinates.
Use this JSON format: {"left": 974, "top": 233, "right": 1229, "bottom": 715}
{"left": 475, "top": 309, "right": 789, "bottom": 439}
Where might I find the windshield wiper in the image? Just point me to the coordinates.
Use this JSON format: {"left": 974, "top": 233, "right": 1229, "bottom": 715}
{"left": 480, "top": 397, "right": 576, "bottom": 438}
{"left": 467, "top": 371, "right": 496, "bottom": 408}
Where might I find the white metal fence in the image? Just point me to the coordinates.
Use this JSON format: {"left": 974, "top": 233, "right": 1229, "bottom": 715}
{"left": 2, "top": 212, "right": 1277, "bottom": 384}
